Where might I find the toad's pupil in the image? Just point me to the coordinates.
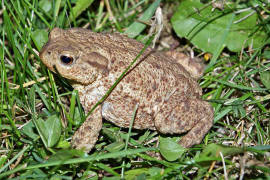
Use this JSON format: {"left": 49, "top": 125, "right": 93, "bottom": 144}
{"left": 60, "top": 55, "right": 73, "bottom": 64}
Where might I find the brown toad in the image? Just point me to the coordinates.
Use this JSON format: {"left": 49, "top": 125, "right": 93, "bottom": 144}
{"left": 40, "top": 28, "right": 214, "bottom": 152}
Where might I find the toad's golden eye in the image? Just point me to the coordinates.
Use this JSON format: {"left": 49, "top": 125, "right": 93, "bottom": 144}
{"left": 60, "top": 55, "right": 73, "bottom": 65}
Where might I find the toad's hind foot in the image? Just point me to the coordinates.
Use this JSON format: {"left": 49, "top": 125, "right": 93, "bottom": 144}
{"left": 178, "top": 101, "right": 213, "bottom": 148}
{"left": 154, "top": 98, "right": 213, "bottom": 148}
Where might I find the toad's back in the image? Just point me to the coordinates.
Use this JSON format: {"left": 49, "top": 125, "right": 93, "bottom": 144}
{"left": 64, "top": 29, "right": 203, "bottom": 126}
{"left": 64, "top": 28, "right": 202, "bottom": 95}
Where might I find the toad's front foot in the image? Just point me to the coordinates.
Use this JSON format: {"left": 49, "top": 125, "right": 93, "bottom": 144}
{"left": 72, "top": 108, "right": 102, "bottom": 152}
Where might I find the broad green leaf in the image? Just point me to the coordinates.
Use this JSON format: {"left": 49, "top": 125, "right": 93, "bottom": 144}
{"left": 46, "top": 115, "right": 62, "bottom": 147}
{"left": 55, "top": 139, "right": 70, "bottom": 149}
{"left": 159, "top": 136, "right": 185, "bottom": 161}
{"left": 69, "top": 0, "right": 94, "bottom": 21}
{"left": 33, "top": 117, "right": 47, "bottom": 147}
{"left": 125, "top": 168, "right": 148, "bottom": 180}
{"left": 124, "top": 0, "right": 161, "bottom": 38}
{"left": 33, "top": 115, "right": 62, "bottom": 148}
{"left": 39, "top": 0, "right": 52, "bottom": 13}
{"left": 260, "top": 71, "right": 270, "bottom": 89}
{"left": 148, "top": 167, "right": 163, "bottom": 177}
{"left": 20, "top": 121, "right": 39, "bottom": 140}
{"left": 31, "top": 29, "right": 48, "bottom": 51}
{"left": 171, "top": 0, "right": 267, "bottom": 54}
{"left": 134, "top": 173, "right": 147, "bottom": 180}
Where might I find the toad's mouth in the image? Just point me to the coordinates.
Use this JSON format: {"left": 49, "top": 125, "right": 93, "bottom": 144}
{"left": 52, "top": 65, "right": 58, "bottom": 74}
{"left": 53, "top": 64, "right": 99, "bottom": 86}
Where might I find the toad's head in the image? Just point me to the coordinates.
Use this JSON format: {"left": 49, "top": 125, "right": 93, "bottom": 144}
{"left": 40, "top": 28, "right": 109, "bottom": 85}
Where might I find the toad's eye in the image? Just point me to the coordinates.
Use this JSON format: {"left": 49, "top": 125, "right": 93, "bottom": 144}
{"left": 60, "top": 55, "right": 74, "bottom": 65}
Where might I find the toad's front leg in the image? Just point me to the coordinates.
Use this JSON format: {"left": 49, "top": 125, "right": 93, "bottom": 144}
{"left": 72, "top": 107, "right": 102, "bottom": 152}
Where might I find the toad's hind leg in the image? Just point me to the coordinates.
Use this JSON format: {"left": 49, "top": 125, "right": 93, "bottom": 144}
{"left": 165, "top": 51, "right": 205, "bottom": 80}
{"left": 154, "top": 98, "right": 213, "bottom": 148}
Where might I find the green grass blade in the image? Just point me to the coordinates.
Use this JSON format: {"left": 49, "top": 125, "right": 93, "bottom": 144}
{"left": 124, "top": 0, "right": 161, "bottom": 38}
{"left": 0, "top": 147, "right": 156, "bottom": 179}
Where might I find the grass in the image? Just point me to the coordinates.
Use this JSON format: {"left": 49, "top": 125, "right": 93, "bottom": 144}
{"left": 1, "top": 0, "right": 270, "bottom": 179}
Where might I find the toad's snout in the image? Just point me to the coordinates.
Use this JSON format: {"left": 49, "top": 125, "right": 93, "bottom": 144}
{"left": 39, "top": 42, "right": 56, "bottom": 72}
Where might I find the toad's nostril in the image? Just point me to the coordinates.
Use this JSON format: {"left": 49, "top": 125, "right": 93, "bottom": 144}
{"left": 39, "top": 41, "right": 50, "bottom": 59}
{"left": 39, "top": 48, "right": 46, "bottom": 59}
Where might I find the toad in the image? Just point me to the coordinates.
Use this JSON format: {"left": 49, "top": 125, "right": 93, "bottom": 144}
{"left": 39, "top": 28, "right": 214, "bottom": 152}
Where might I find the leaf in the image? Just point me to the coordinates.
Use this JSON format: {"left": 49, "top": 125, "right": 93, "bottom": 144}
{"left": 69, "top": 0, "right": 94, "bottom": 21}
{"left": 134, "top": 173, "right": 147, "bottom": 180}
{"left": 20, "top": 121, "right": 39, "bottom": 140}
{"left": 31, "top": 29, "right": 48, "bottom": 51}
{"left": 46, "top": 115, "right": 62, "bottom": 147}
{"left": 38, "top": 0, "right": 52, "bottom": 13}
{"left": 159, "top": 137, "right": 185, "bottom": 161}
{"left": 55, "top": 139, "right": 70, "bottom": 149}
{"left": 33, "top": 115, "right": 62, "bottom": 148}
{"left": 171, "top": 0, "right": 267, "bottom": 54}
{"left": 124, "top": 0, "right": 161, "bottom": 38}
{"left": 125, "top": 168, "right": 149, "bottom": 180}
{"left": 148, "top": 167, "right": 163, "bottom": 179}
{"left": 260, "top": 71, "right": 270, "bottom": 89}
